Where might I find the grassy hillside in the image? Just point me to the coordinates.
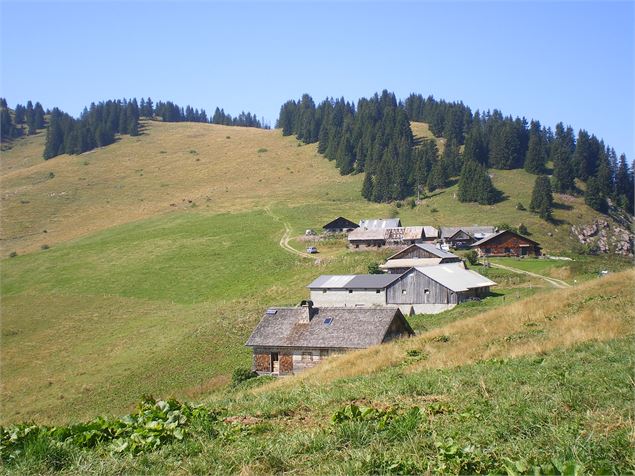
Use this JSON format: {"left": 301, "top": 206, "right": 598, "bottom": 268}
{"left": 1, "top": 120, "right": 630, "bottom": 427}
{"left": 2, "top": 271, "right": 633, "bottom": 474}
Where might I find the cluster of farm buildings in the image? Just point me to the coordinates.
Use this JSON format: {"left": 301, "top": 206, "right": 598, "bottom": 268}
{"left": 246, "top": 217, "right": 541, "bottom": 376}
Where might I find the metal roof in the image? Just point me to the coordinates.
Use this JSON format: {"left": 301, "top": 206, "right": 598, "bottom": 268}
{"left": 422, "top": 226, "right": 439, "bottom": 238}
{"left": 415, "top": 243, "right": 460, "bottom": 259}
{"left": 307, "top": 274, "right": 401, "bottom": 289}
{"left": 440, "top": 226, "right": 496, "bottom": 239}
{"left": 245, "top": 306, "right": 413, "bottom": 349}
{"left": 380, "top": 258, "right": 443, "bottom": 269}
{"left": 414, "top": 264, "right": 496, "bottom": 292}
{"left": 386, "top": 243, "right": 460, "bottom": 261}
{"left": 358, "top": 218, "right": 401, "bottom": 229}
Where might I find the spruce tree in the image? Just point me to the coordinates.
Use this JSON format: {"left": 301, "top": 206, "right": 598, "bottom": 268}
{"left": 584, "top": 177, "right": 608, "bottom": 213}
{"left": 551, "top": 123, "right": 576, "bottom": 193}
{"left": 361, "top": 172, "right": 374, "bottom": 200}
{"left": 524, "top": 120, "right": 546, "bottom": 174}
{"left": 14, "top": 104, "right": 25, "bottom": 125}
{"left": 614, "top": 154, "right": 633, "bottom": 212}
{"left": 427, "top": 160, "right": 447, "bottom": 192}
{"left": 458, "top": 160, "right": 498, "bottom": 204}
{"left": 529, "top": 175, "right": 553, "bottom": 220}
{"left": 34, "top": 102, "right": 45, "bottom": 129}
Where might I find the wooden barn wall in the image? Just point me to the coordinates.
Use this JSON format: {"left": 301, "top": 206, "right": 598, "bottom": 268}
{"left": 386, "top": 271, "right": 457, "bottom": 305}
{"left": 478, "top": 232, "right": 540, "bottom": 256}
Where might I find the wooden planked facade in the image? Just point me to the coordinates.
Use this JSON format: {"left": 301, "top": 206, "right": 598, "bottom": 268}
{"left": 472, "top": 230, "right": 541, "bottom": 257}
{"left": 387, "top": 269, "right": 456, "bottom": 304}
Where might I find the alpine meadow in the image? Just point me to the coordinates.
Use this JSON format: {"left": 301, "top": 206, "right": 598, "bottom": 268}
{"left": 1, "top": 2, "right": 634, "bottom": 475}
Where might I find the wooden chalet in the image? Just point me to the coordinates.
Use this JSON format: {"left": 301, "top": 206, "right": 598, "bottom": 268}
{"left": 245, "top": 301, "right": 413, "bottom": 376}
{"left": 322, "top": 217, "right": 359, "bottom": 234}
{"left": 348, "top": 227, "right": 387, "bottom": 248}
{"left": 349, "top": 224, "right": 439, "bottom": 248}
{"left": 380, "top": 243, "right": 463, "bottom": 274}
{"left": 471, "top": 230, "right": 541, "bottom": 257}
{"left": 440, "top": 226, "right": 496, "bottom": 249}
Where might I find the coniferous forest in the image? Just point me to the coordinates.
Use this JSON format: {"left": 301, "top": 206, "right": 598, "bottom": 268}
{"left": 277, "top": 91, "right": 634, "bottom": 215}
{"left": 0, "top": 97, "right": 268, "bottom": 161}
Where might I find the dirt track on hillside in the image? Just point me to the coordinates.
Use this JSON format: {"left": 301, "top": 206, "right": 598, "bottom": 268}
{"left": 489, "top": 262, "right": 571, "bottom": 288}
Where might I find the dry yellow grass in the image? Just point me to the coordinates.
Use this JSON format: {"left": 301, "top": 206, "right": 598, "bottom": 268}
{"left": 0, "top": 129, "right": 47, "bottom": 174}
{"left": 0, "top": 121, "right": 360, "bottom": 253}
{"left": 410, "top": 121, "right": 446, "bottom": 153}
{"left": 261, "top": 269, "right": 634, "bottom": 390}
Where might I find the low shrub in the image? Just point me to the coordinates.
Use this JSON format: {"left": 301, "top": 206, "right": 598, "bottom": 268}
{"left": 465, "top": 250, "right": 479, "bottom": 265}
{"left": 231, "top": 368, "right": 258, "bottom": 387}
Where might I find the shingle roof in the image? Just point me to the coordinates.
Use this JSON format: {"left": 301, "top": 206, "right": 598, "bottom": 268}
{"left": 470, "top": 230, "right": 540, "bottom": 247}
{"left": 348, "top": 228, "right": 386, "bottom": 241}
{"left": 307, "top": 274, "right": 402, "bottom": 289}
{"left": 245, "top": 306, "right": 412, "bottom": 349}
{"left": 440, "top": 226, "right": 496, "bottom": 239}
{"left": 358, "top": 218, "right": 401, "bottom": 229}
{"left": 414, "top": 264, "right": 496, "bottom": 292}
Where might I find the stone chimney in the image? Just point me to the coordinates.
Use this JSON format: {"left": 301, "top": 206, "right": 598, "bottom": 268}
{"left": 299, "top": 300, "right": 315, "bottom": 323}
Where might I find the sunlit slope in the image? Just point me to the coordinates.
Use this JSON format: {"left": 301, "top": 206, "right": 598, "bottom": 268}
{"left": 263, "top": 268, "right": 634, "bottom": 389}
{"left": 0, "top": 121, "right": 361, "bottom": 253}
{"left": 1, "top": 119, "right": 618, "bottom": 255}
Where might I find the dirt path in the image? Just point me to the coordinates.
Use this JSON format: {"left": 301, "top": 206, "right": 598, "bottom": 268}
{"left": 488, "top": 262, "right": 572, "bottom": 289}
{"left": 264, "top": 206, "right": 314, "bottom": 259}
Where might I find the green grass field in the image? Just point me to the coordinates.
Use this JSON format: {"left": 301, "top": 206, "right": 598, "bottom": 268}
{"left": 1, "top": 119, "right": 631, "bottom": 445}
{"left": 2, "top": 271, "right": 633, "bottom": 475}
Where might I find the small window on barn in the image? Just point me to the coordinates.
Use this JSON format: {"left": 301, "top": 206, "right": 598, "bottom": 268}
{"left": 322, "top": 289, "right": 327, "bottom": 293}
{"left": 402, "top": 289, "right": 407, "bottom": 294}
{"left": 348, "top": 290, "right": 353, "bottom": 294}
{"left": 424, "top": 289, "right": 430, "bottom": 294}
{"left": 376, "top": 289, "right": 380, "bottom": 294}
{"left": 301, "top": 352, "right": 312, "bottom": 362}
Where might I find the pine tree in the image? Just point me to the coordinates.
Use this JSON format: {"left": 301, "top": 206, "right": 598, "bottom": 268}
{"left": 361, "top": 172, "right": 374, "bottom": 200}
{"left": 529, "top": 175, "right": 553, "bottom": 220}
{"left": 524, "top": 120, "right": 546, "bottom": 174}
{"left": 584, "top": 176, "right": 608, "bottom": 213}
{"left": 614, "top": 154, "right": 633, "bottom": 212}
{"left": 551, "top": 123, "right": 576, "bottom": 193}
{"left": 426, "top": 160, "right": 447, "bottom": 192}
{"left": 14, "top": 104, "right": 26, "bottom": 125}
{"left": 458, "top": 160, "right": 499, "bottom": 204}
{"left": 34, "top": 102, "right": 45, "bottom": 129}
{"left": 489, "top": 120, "right": 522, "bottom": 169}
{"left": 463, "top": 121, "right": 487, "bottom": 165}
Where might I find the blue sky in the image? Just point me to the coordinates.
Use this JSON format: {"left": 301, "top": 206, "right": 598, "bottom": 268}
{"left": 1, "top": 1, "right": 633, "bottom": 158}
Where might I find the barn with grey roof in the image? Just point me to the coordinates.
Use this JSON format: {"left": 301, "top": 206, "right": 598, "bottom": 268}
{"left": 308, "top": 262, "right": 495, "bottom": 315}
{"left": 245, "top": 301, "right": 413, "bottom": 375}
